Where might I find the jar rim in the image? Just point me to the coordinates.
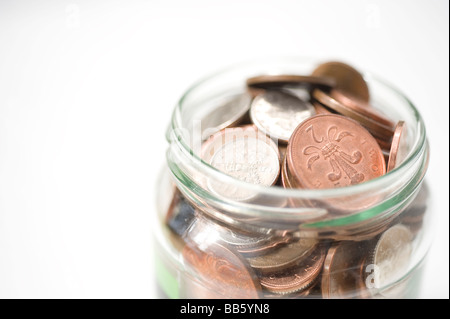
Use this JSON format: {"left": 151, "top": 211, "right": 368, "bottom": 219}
{"left": 168, "top": 58, "right": 428, "bottom": 200}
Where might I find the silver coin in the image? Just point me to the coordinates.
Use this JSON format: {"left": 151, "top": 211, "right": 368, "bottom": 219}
{"left": 201, "top": 93, "right": 252, "bottom": 141}
{"left": 247, "top": 238, "right": 317, "bottom": 273}
{"left": 250, "top": 91, "right": 315, "bottom": 143}
{"left": 202, "top": 126, "right": 280, "bottom": 201}
{"left": 371, "top": 224, "right": 413, "bottom": 290}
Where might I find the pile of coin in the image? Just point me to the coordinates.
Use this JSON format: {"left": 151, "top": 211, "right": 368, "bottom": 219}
{"left": 199, "top": 61, "right": 408, "bottom": 197}
{"left": 162, "top": 61, "right": 426, "bottom": 299}
{"left": 165, "top": 187, "right": 426, "bottom": 298}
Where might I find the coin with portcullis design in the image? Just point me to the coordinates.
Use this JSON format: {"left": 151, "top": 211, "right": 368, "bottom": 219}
{"left": 287, "top": 114, "right": 386, "bottom": 189}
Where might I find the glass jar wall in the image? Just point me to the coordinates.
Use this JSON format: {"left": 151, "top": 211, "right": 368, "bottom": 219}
{"left": 154, "top": 58, "right": 430, "bottom": 299}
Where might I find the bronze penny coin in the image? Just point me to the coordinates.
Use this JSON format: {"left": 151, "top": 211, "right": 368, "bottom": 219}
{"left": 312, "top": 89, "right": 394, "bottom": 141}
{"left": 259, "top": 246, "right": 326, "bottom": 295}
{"left": 377, "top": 138, "right": 392, "bottom": 153}
{"left": 182, "top": 242, "right": 261, "bottom": 298}
{"left": 330, "top": 89, "right": 394, "bottom": 128}
{"left": 311, "top": 61, "right": 370, "bottom": 102}
{"left": 281, "top": 154, "right": 295, "bottom": 189}
{"left": 313, "top": 101, "right": 334, "bottom": 115}
{"left": 387, "top": 121, "right": 407, "bottom": 172}
{"left": 287, "top": 114, "right": 386, "bottom": 190}
{"left": 246, "top": 74, "right": 336, "bottom": 90}
{"left": 321, "top": 240, "right": 370, "bottom": 298}
{"left": 247, "top": 238, "right": 317, "bottom": 273}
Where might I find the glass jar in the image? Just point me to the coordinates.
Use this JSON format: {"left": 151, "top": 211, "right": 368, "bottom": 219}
{"left": 154, "top": 58, "right": 431, "bottom": 299}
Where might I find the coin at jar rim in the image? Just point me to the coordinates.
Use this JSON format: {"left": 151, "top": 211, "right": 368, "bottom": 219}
{"left": 330, "top": 89, "right": 395, "bottom": 129}
{"left": 287, "top": 114, "right": 386, "bottom": 190}
{"left": 321, "top": 240, "right": 371, "bottom": 298}
{"left": 250, "top": 90, "right": 316, "bottom": 143}
{"left": 259, "top": 246, "right": 326, "bottom": 295}
{"left": 387, "top": 121, "right": 407, "bottom": 172}
{"left": 201, "top": 125, "right": 281, "bottom": 201}
{"left": 246, "top": 74, "right": 336, "bottom": 91}
{"left": 312, "top": 89, "right": 394, "bottom": 141}
{"left": 369, "top": 224, "right": 413, "bottom": 291}
{"left": 182, "top": 241, "right": 261, "bottom": 298}
{"left": 200, "top": 93, "right": 252, "bottom": 141}
{"left": 247, "top": 238, "right": 317, "bottom": 273}
{"left": 311, "top": 61, "right": 370, "bottom": 103}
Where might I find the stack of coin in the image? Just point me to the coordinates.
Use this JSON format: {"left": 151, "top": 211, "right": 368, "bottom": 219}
{"left": 161, "top": 61, "right": 425, "bottom": 299}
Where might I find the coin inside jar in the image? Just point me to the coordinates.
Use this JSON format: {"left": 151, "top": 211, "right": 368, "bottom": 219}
{"left": 259, "top": 246, "right": 326, "bottom": 295}
{"left": 201, "top": 125, "right": 280, "bottom": 201}
{"left": 247, "top": 238, "right": 317, "bottom": 273}
{"left": 321, "top": 240, "right": 372, "bottom": 298}
{"left": 182, "top": 241, "right": 261, "bottom": 298}
{"left": 369, "top": 224, "right": 413, "bottom": 291}
{"left": 311, "top": 61, "right": 370, "bottom": 103}
{"left": 250, "top": 90, "right": 316, "bottom": 143}
{"left": 287, "top": 114, "right": 386, "bottom": 189}
{"left": 312, "top": 89, "right": 394, "bottom": 141}
{"left": 387, "top": 121, "right": 407, "bottom": 172}
{"left": 246, "top": 74, "right": 336, "bottom": 91}
{"left": 200, "top": 93, "right": 252, "bottom": 141}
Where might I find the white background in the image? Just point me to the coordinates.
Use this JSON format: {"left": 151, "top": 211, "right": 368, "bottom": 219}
{"left": 0, "top": 0, "right": 448, "bottom": 298}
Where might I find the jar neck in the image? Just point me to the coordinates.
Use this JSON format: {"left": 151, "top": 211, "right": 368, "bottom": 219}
{"left": 166, "top": 127, "right": 429, "bottom": 238}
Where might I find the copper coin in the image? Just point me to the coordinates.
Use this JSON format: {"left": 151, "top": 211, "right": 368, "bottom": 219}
{"left": 287, "top": 114, "right": 386, "bottom": 190}
{"left": 313, "top": 101, "right": 334, "bottom": 115}
{"left": 330, "top": 89, "right": 394, "bottom": 128}
{"left": 182, "top": 242, "right": 261, "bottom": 298}
{"left": 246, "top": 74, "right": 336, "bottom": 90}
{"left": 312, "top": 89, "right": 394, "bottom": 141}
{"left": 377, "top": 138, "right": 392, "bottom": 153}
{"left": 281, "top": 154, "right": 295, "bottom": 189}
{"left": 311, "top": 61, "right": 370, "bottom": 102}
{"left": 247, "top": 238, "right": 317, "bottom": 273}
{"left": 321, "top": 240, "right": 369, "bottom": 298}
{"left": 387, "top": 121, "right": 407, "bottom": 172}
{"left": 259, "top": 246, "right": 326, "bottom": 295}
